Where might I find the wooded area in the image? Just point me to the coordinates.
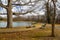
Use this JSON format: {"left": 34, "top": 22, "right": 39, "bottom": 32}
{"left": 0, "top": 0, "right": 59, "bottom": 37}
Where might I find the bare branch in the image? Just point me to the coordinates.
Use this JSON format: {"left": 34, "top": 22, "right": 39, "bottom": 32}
{"left": 12, "top": 0, "right": 42, "bottom": 6}
{"left": 13, "top": 3, "right": 41, "bottom": 15}
{"left": 0, "top": 3, "right": 8, "bottom": 9}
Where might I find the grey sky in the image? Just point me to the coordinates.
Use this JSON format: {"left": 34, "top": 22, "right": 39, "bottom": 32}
{"left": 0, "top": 0, "right": 60, "bottom": 18}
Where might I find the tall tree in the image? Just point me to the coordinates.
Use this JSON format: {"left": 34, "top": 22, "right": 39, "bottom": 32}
{"left": 51, "top": 0, "right": 57, "bottom": 37}
{"left": 46, "top": 0, "right": 51, "bottom": 24}
{"left": 0, "top": 0, "right": 13, "bottom": 28}
{"left": 7, "top": 0, "right": 13, "bottom": 28}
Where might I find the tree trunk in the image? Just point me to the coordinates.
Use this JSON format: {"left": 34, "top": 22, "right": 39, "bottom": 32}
{"left": 46, "top": 0, "right": 51, "bottom": 24}
{"left": 51, "top": 0, "right": 56, "bottom": 37}
{"left": 0, "top": 0, "right": 13, "bottom": 28}
{"left": 6, "top": 0, "right": 13, "bottom": 28}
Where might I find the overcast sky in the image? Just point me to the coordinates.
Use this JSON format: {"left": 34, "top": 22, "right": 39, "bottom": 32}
{"left": 0, "top": 0, "right": 45, "bottom": 15}
{"left": 0, "top": 0, "right": 60, "bottom": 18}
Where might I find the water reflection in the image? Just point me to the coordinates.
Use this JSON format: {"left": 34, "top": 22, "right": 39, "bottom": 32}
{"left": 0, "top": 21, "right": 32, "bottom": 27}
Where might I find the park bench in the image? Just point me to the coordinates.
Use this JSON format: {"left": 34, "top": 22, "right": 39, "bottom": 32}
{"left": 26, "top": 25, "right": 35, "bottom": 28}
{"left": 40, "top": 23, "right": 46, "bottom": 29}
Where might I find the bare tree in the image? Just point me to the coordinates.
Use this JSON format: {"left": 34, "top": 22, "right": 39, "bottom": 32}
{"left": 51, "top": 0, "right": 57, "bottom": 37}
{"left": 7, "top": 0, "right": 13, "bottom": 28}
{"left": 0, "top": 0, "right": 13, "bottom": 28}
{"left": 45, "top": 0, "right": 57, "bottom": 37}
{"left": 46, "top": 0, "right": 51, "bottom": 23}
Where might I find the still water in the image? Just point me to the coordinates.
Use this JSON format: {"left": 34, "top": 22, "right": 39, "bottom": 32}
{"left": 0, "top": 21, "right": 32, "bottom": 27}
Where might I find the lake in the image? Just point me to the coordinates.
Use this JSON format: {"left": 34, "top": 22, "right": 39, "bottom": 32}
{"left": 0, "top": 21, "right": 32, "bottom": 27}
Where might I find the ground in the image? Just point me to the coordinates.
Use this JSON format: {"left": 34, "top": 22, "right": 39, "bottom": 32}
{"left": 0, "top": 24, "right": 60, "bottom": 40}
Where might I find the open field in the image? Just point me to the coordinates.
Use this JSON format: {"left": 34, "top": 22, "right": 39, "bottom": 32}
{"left": 0, "top": 24, "right": 60, "bottom": 40}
